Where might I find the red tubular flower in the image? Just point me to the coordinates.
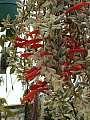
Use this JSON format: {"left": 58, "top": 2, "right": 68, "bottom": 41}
{"left": 69, "top": 51, "right": 74, "bottom": 60}
{"left": 64, "top": 64, "right": 84, "bottom": 72}
{"left": 30, "top": 44, "right": 44, "bottom": 51}
{"left": 27, "top": 30, "right": 39, "bottom": 38}
{"left": 21, "top": 87, "right": 48, "bottom": 104}
{"left": 61, "top": 62, "right": 70, "bottom": 66}
{"left": 87, "top": 40, "right": 90, "bottom": 43}
{"left": 37, "top": 81, "right": 47, "bottom": 87}
{"left": 22, "top": 67, "right": 38, "bottom": 74}
{"left": 14, "top": 41, "right": 28, "bottom": 48}
{"left": 63, "top": 21, "right": 73, "bottom": 24}
{"left": 20, "top": 53, "right": 34, "bottom": 57}
{"left": 86, "top": 93, "right": 90, "bottom": 97}
{"left": 30, "top": 85, "right": 42, "bottom": 90}
{"left": 63, "top": 39, "right": 80, "bottom": 49}
{"left": 25, "top": 67, "right": 41, "bottom": 82}
{"left": 30, "top": 81, "right": 47, "bottom": 90}
{"left": 69, "top": 49, "right": 88, "bottom": 53}
{"left": 28, "top": 71, "right": 40, "bottom": 81}
{"left": 15, "top": 37, "right": 28, "bottom": 42}
{"left": 65, "top": 2, "right": 90, "bottom": 14}
{"left": 25, "top": 39, "right": 43, "bottom": 47}
{"left": 68, "top": 49, "right": 88, "bottom": 60}
{"left": 40, "top": 52, "right": 53, "bottom": 57}
{"left": 60, "top": 72, "right": 73, "bottom": 78}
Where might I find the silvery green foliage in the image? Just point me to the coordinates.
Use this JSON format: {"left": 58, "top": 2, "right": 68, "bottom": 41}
{"left": 0, "top": 0, "right": 90, "bottom": 119}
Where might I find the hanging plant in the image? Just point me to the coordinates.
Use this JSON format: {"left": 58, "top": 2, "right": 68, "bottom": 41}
{"left": 0, "top": 0, "right": 90, "bottom": 120}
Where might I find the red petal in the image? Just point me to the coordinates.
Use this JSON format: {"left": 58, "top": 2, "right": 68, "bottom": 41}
{"left": 23, "top": 67, "right": 38, "bottom": 74}
{"left": 30, "top": 85, "right": 42, "bottom": 90}
{"left": 25, "top": 67, "right": 41, "bottom": 82}
{"left": 20, "top": 53, "right": 34, "bottom": 57}
{"left": 14, "top": 41, "right": 28, "bottom": 48}
{"left": 64, "top": 64, "right": 84, "bottom": 72}
{"left": 27, "top": 30, "right": 39, "bottom": 37}
{"left": 61, "top": 72, "right": 73, "bottom": 77}
{"left": 65, "top": 2, "right": 90, "bottom": 14}
{"left": 40, "top": 52, "right": 53, "bottom": 57}
{"left": 63, "top": 39, "right": 80, "bottom": 49}
{"left": 69, "top": 49, "right": 88, "bottom": 53}
{"left": 25, "top": 39, "right": 43, "bottom": 47}
{"left": 15, "top": 37, "right": 28, "bottom": 42}
{"left": 30, "top": 44, "right": 44, "bottom": 49}
{"left": 37, "top": 81, "right": 47, "bottom": 87}
{"left": 69, "top": 51, "right": 74, "bottom": 60}
{"left": 61, "top": 62, "right": 70, "bottom": 66}
{"left": 21, "top": 87, "right": 48, "bottom": 104}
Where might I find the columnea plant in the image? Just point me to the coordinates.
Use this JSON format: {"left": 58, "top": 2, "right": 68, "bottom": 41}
{"left": 1, "top": 0, "right": 90, "bottom": 120}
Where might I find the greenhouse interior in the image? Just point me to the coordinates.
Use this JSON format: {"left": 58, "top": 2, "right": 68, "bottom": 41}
{"left": 0, "top": 0, "right": 90, "bottom": 120}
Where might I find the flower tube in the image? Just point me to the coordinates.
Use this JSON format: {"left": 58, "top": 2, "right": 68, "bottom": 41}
{"left": 65, "top": 2, "right": 90, "bottom": 14}
{"left": 21, "top": 87, "right": 48, "bottom": 104}
{"left": 20, "top": 53, "right": 34, "bottom": 57}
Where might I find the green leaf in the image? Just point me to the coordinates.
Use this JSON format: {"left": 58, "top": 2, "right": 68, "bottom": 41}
{"left": 64, "top": 114, "right": 73, "bottom": 118}
{"left": 49, "top": 2, "right": 53, "bottom": 10}
{"left": 6, "top": 14, "right": 11, "bottom": 22}
{"left": 72, "top": 20, "right": 81, "bottom": 25}
{"left": 41, "top": 1, "right": 51, "bottom": 8}
{"left": 57, "top": 4, "right": 64, "bottom": 12}
{"left": 52, "top": 6, "right": 57, "bottom": 14}
{"left": 16, "top": 69, "right": 22, "bottom": 73}
{"left": 79, "top": 82, "right": 89, "bottom": 86}
{"left": 10, "top": 66, "right": 15, "bottom": 74}
{"left": 86, "top": 98, "right": 90, "bottom": 102}
{"left": 53, "top": 0, "right": 57, "bottom": 6}
{"left": 0, "top": 39, "right": 4, "bottom": 47}
{"left": 77, "top": 14, "right": 84, "bottom": 21}
{"left": 51, "top": 41, "right": 58, "bottom": 49}
{"left": 0, "top": 27, "right": 6, "bottom": 32}
{"left": 4, "top": 109, "right": 14, "bottom": 117}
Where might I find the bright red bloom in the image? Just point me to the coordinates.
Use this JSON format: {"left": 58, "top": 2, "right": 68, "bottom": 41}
{"left": 63, "top": 21, "right": 73, "bottom": 24}
{"left": 64, "top": 64, "right": 84, "bottom": 72}
{"left": 30, "top": 44, "right": 44, "bottom": 51}
{"left": 30, "top": 85, "right": 43, "bottom": 90}
{"left": 69, "top": 49, "right": 88, "bottom": 53}
{"left": 86, "top": 93, "right": 90, "bottom": 97}
{"left": 21, "top": 87, "right": 48, "bottom": 104}
{"left": 25, "top": 39, "right": 43, "bottom": 47}
{"left": 15, "top": 37, "right": 28, "bottom": 42}
{"left": 65, "top": 2, "right": 90, "bottom": 14}
{"left": 63, "top": 39, "right": 80, "bottom": 49}
{"left": 60, "top": 72, "right": 73, "bottom": 79}
{"left": 30, "top": 81, "right": 47, "bottom": 90}
{"left": 27, "top": 30, "right": 39, "bottom": 38}
{"left": 23, "top": 67, "right": 38, "bottom": 74}
{"left": 69, "top": 51, "right": 74, "bottom": 60}
{"left": 25, "top": 67, "right": 41, "bottom": 82}
{"left": 28, "top": 71, "right": 40, "bottom": 81}
{"left": 14, "top": 41, "right": 28, "bottom": 48}
{"left": 87, "top": 40, "right": 90, "bottom": 43}
{"left": 68, "top": 49, "right": 88, "bottom": 60}
{"left": 40, "top": 52, "right": 53, "bottom": 57}
{"left": 61, "top": 62, "right": 70, "bottom": 66}
{"left": 37, "top": 81, "right": 47, "bottom": 87}
{"left": 20, "top": 53, "right": 34, "bottom": 57}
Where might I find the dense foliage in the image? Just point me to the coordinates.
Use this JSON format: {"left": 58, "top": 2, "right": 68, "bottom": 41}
{"left": 0, "top": 0, "right": 90, "bottom": 119}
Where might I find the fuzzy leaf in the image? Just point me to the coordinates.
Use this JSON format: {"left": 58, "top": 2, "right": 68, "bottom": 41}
{"left": 10, "top": 66, "right": 15, "bottom": 74}
{"left": 57, "top": 4, "right": 64, "bottom": 12}
{"left": 79, "top": 82, "right": 89, "bottom": 86}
